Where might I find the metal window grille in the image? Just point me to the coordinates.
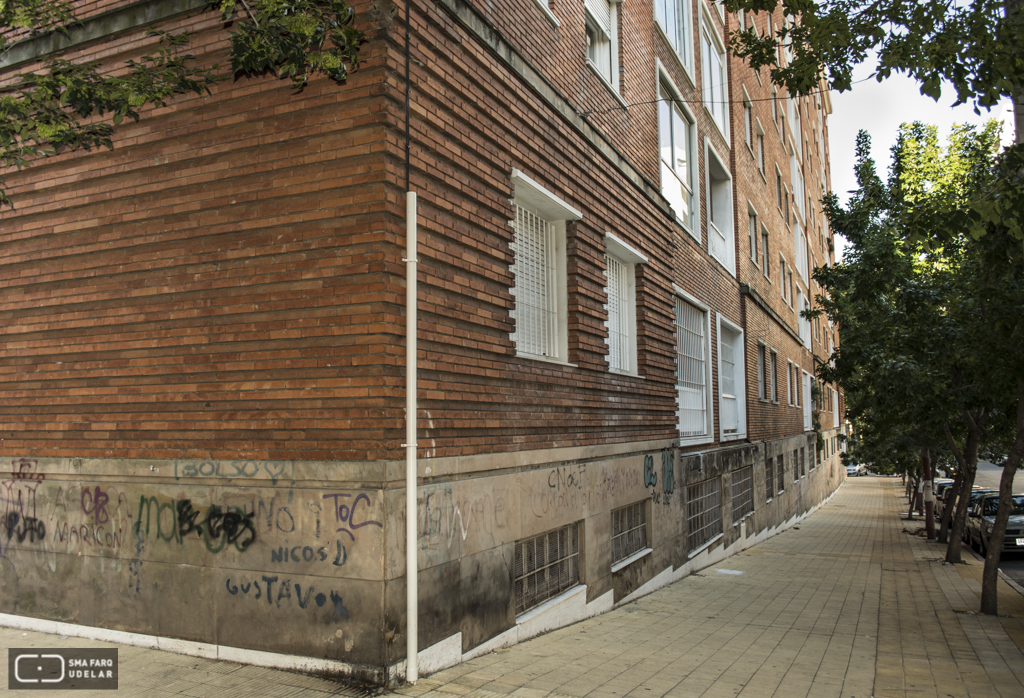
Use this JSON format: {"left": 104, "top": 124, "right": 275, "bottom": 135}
{"left": 510, "top": 205, "right": 559, "bottom": 358}
{"left": 770, "top": 351, "right": 778, "bottom": 401}
{"left": 800, "top": 448, "right": 806, "bottom": 477}
{"left": 732, "top": 466, "right": 754, "bottom": 522}
{"left": 720, "top": 326, "right": 739, "bottom": 433}
{"left": 611, "top": 501, "right": 648, "bottom": 564}
{"left": 793, "top": 450, "right": 799, "bottom": 481}
{"left": 687, "top": 478, "right": 722, "bottom": 550}
{"left": 514, "top": 523, "right": 580, "bottom": 615}
{"left": 766, "top": 458, "right": 775, "bottom": 501}
{"left": 675, "top": 298, "right": 707, "bottom": 437}
{"left": 777, "top": 455, "right": 785, "bottom": 493}
{"left": 605, "top": 254, "right": 630, "bottom": 372}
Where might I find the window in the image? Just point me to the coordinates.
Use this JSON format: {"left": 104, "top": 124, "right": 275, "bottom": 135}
{"left": 786, "top": 360, "right": 793, "bottom": 405}
{"left": 659, "top": 79, "right": 696, "bottom": 233}
{"left": 800, "top": 447, "right": 806, "bottom": 477}
{"left": 788, "top": 269, "right": 795, "bottom": 308}
{"left": 514, "top": 523, "right": 580, "bottom": 615}
{"left": 611, "top": 501, "right": 648, "bottom": 565}
{"left": 776, "top": 454, "right": 785, "bottom": 493}
{"left": 766, "top": 457, "right": 774, "bottom": 501}
{"left": 797, "top": 289, "right": 810, "bottom": 348}
{"left": 776, "top": 168, "right": 783, "bottom": 211}
{"left": 701, "top": 22, "right": 728, "bottom": 134}
{"left": 655, "top": 0, "right": 693, "bottom": 71}
{"left": 783, "top": 186, "right": 790, "bottom": 226}
{"left": 732, "top": 466, "right": 754, "bottom": 522}
{"left": 794, "top": 365, "right": 800, "bottom": 407}
{"left": 769, "top": 349, "right": 778, "bottom": 402}
{"left": 793, "top": 449, "right": 799, "bottom": 482}
{"left": 706, "top": 142, "right": 734, "bottom": 274}
{"left": 604, "top": 234, "right": 647, "bottom": 374}
{"left": 756, "top": 126, "right": 765, "bottom": 175}
{"left": 717, "top": 316, "right": 746, "bottom": 440}
{"left": 675, "top": 295, "right": 712, "bottom": 441}
{"left": 510, "top": 170, "right": 581, "bottom": 363}
{"left": 757, "top": 343, "right": 767, "bottom": 399}
{"left": 687, "top": 478, "right": 722, "bottom": 551}
{"left": 748, "top": 210, "right": 758, "bottom": 263}
{"left": 761, "top": 226, "right": 770, "bottom": 277}
{"left": 779, "top": 255, "right": 787, "bottom": 302}
{"left": 743, "top": 98, "right": 753, "bottom": 148}
{"left": 585, "top": 0, "right": 617, "bottom": 89}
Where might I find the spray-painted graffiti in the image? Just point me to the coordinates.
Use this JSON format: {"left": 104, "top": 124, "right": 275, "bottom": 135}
{"left": 322, "top": 493, "right": 382, "bottom": 541}
{"left": 10, "top": 458, "right": 42, "bottom": 482}
{"left": 421, "top": 485, "right": 513, "bottom": 552}
{"left": 133, "top": 496, "right": 256, "bottom": 553}
{"left": 643, "top": 456, "right": 657, "bottom": 488}
{"left": 174, "top": 460, "right": 294, "bottom": 485}
{"left": 529, "top": 462, "right": 645, "bottom": 518}
{"left": 225, "top": 575, "right": 350, "bottom": 618}
{"left": 1, "top": 477, "right": 44, "bottom": 546}
{"left": 269, "top": 540, "right": 348, "bottom": 567}
{"left": 49, "top": 484, "right": 134, "bottom": 552}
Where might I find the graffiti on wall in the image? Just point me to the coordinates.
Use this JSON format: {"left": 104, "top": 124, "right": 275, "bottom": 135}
{"left": 133, "top": 495, "right": 257, "bottom": 553}
{"left": 225, "top": 575, "right": 350, "bottom": 618}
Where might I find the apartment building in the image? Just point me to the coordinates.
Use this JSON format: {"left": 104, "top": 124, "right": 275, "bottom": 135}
{"left": 0, "top": 0, "right": 844, "bottom": 684}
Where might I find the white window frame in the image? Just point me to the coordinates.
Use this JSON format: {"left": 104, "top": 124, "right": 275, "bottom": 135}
{"left": 704, "top": 139, "right": 734, "bottom": 275}
{"left": 716, "top": 314, "right": 747, "bottom": 442}
{"left": 604, "top": 233, "right": 647, "bottom": 375}
{"left": 761, "top": 224, "right": 770, "bottom": 279}
{"left": 654, "top": 0, "right": 694, "bottom": 77}
{"left": 509, "top": 169, "right": 582, "bottom": 364}
{"left": 658, "top": 66, "right": 699, "bottom": 237}
{"left": 769, "top": 349, "right": 778, "bottom": 403}
{"left": 779, "top": 254, "right": 788, "bottom": 303}
{"left": 797, "top": 289, "right": 811, "bottom": 349}
{"left": 529, "top": 0, "right": 560, "bottom": 27}
{"left": 802, "top": 370, "right": 813, "bottom": 431}
{"left": 786, "top": 359, "right": 794, "bottom": 405}
{"left": 747, "top": 203, "right": 758, "bottom": 264}
{"left": 756, "top": 342, "right": 767, "bottom": 400}
{"left": 585, "top": 0, "right": 620, "bottom": 92}
{"left": 674, "top": 287, "right": 714, "bottom": 445}
{"left": 700, "top": 13, "right": 729, "bottom": 139}
{"left": 755, "top": 119, "right": 765, "bottom": 177}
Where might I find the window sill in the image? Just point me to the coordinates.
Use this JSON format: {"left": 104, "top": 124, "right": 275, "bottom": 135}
{"left": 611, "top": 547, "right": 652, "bottom": 573}
{"left": 516, "top": 584, "right": 585, "bottom": 623}
{"left": 610, "top": 368, "right": 644, "bottom": 379}
{"left": 516, "top": 353, "right": 578, "bottom": 369}
{"left": 678, "top": 434, "right": 714, "bottom": 447}
{"left": 586, "top": 61, "right": 628, "bottom": 109}
{"left": 530, "top": 0, "right": 559, "bottom": 27}
{"left": 687, "top": 532, "right": 724, "bottom": 559}
{"left": 721, "top": 432, "right": 746, "bottom": 442}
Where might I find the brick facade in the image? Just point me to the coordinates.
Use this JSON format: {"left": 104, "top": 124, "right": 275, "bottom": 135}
{"left": 0, "top": 0, "right": 845, "bottom": 684}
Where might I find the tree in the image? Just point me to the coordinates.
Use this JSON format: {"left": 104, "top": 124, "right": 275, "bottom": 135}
{"left": 817, "top": 123, "right": 1024, "bottom": 614}
{"left": 722, "top": 0, "right": 1024, "bottom": 110}
{"left": 0, "top": 0, "right": 363, "bottom": 205}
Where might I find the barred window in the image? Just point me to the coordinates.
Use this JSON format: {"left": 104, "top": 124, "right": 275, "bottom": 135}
{"left": 514, "top": 523, "right": 580, "bottom": 615}
{"left": 611, "top": 501, "right": 648, "bottom": 565}
{"left": 676, "top": 297, "right": 709, "bottom": 438}
{"left": 687, "top": 478, "right": 722, "bottom": 551}
{"left": 800, "top": 447, "right": 806, "bottom": 477}
{"left": 777, "top": 454, "right": 785, "bottom": 493}
{"left": 511, "top": 205, "right": 560, "bottom": 359}
{"left": 793, "top": 449, "right": 799, "bottom": 482}
{"left": 766, "top": 457, "right": 775, "bottom": 501}
{"left": 732, "top": 466, "right": 754, "bottom": 522}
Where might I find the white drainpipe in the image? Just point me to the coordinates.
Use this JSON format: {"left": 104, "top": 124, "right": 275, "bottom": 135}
{"left": 405, "top": 191, "right": 419, "bottom": 683}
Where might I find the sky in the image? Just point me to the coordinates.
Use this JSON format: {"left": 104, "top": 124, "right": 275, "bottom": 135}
{"left": 826, "top": 64, "right": 1017, "bottom": 260}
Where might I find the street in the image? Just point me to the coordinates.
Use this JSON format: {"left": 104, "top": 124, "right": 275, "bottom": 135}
{"left": 970, "top": 461, "right": 1024, "bottom": 589}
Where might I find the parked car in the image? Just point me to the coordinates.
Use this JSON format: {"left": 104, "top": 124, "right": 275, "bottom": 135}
{"left": 960, "top": 489, "right": 998, "bottom": 544}
{"left": 932, "top": 479, "right": 955, "bottom": 517}
{"left": 845, "top": 463, "right": 867, "bottom": 477}
{"left": 966, "top": 494, "right": 1024, "bottom": 555}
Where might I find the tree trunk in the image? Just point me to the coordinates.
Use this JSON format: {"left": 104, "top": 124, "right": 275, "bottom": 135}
{"left": 923, "top": 449, "right": 935, "bottom": 539}
{"left": 907, "top": 476, "right": 919, "bottom": 520}
{"left": 945, "top": 412, "right": 985, "bottom": 564}
{"left": 979, "top": 381, "right": 1024, "bottom": 614}
{"left": 938, "top": 467, "right": 965, "bottom": 544}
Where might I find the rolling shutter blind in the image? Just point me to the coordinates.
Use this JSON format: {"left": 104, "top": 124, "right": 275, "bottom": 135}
{"left": 675, "top": 298, "right": 707, "bottom": 437}
{"left": 511, "top": 205, "right": 558, "bottom": 358}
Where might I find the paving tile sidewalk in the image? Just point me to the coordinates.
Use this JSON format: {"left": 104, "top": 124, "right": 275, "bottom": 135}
{"left": 2, "top": 478, "right": 1023, "bottom": 697}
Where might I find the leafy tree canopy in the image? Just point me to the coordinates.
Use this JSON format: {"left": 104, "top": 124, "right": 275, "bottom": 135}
{"left": 0, "top": 0, "right": 364, "bottom": 205}
{"left": 722, "top": 0, "right": 1024, "bottom": 109}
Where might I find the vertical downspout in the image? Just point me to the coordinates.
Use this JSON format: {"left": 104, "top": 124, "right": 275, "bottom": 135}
{"left": 404, "top": 0, "right": 418, "bottom": 684}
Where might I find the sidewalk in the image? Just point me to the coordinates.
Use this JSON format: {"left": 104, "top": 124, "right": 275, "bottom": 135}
{"left": 3, "top": 478, "right": 1024, "bottom": 697}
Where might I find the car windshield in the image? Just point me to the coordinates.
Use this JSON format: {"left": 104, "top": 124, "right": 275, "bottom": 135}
{"left": 982, "top": 495, "right": 1024, "bottom": 517}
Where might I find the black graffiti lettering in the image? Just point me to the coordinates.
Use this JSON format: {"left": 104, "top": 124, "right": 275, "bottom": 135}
{"left": 295, "top": 584, "right": 314, "bottom": 609}
{"left": 262, "top": 575, "right": 277, "bottom": 604}
{"left": 333, "top": 540, "right": 347, "bottom": 567}
{"left": 226, "top": 578, "right": 238, "bottom": 595}
{"left": 240, "top": 582, "right": 251, "bottom": 594}
{"left": 330, "top": 591, "right": 349, "bottom": 619}
{"left": 276, "top": 579, "right": 292, "bottom": 606}
{"left": 4, "top": 513, "right": 46, "bottom": 544}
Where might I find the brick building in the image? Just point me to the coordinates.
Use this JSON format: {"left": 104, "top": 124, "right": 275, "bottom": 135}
{"left": 0, "top": 0, "right": 844, "bottom": 684}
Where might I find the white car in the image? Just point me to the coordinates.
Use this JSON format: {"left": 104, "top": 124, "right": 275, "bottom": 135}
{"left": 845, "top": 463, "right": 867, "bottom": 476}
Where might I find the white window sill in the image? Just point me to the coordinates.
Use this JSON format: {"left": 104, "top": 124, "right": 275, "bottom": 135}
{"left": 530, "top": 0, "right": 559, "bottom": 27}
{"left": 610, "top": 368, "right": 644, "bottom": 379}
{"left": 515, "top": 584, "right": 585, "bottom": 624}
{"left": 611, "top": 547, "right": 652, "bottom": 573}
{"left": 687, "top": 532, "right": 724, "bottom": 559}
{"left": 586, "top": 61, "right": 628, "bottom": 109}
{"left": 721, "top": 432, "right": 746, "bottom": 442}
{"left": 516, "top": 353, "right": 577, "bottom": 369}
